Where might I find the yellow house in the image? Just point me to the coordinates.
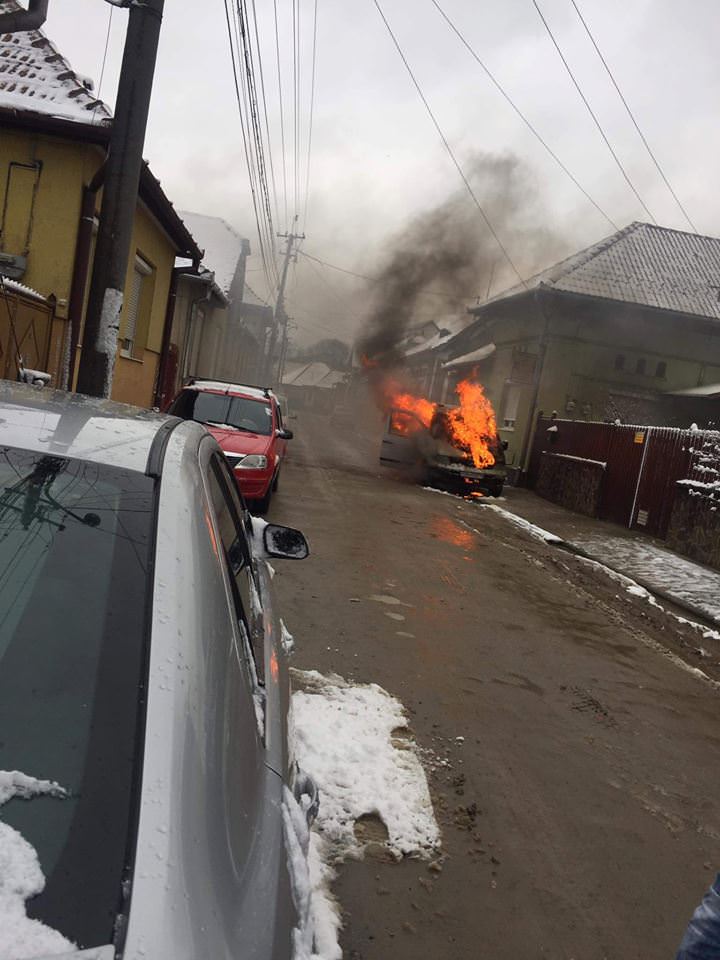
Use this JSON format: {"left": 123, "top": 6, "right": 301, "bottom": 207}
{"left": 0, "top": 10, "right": 201, "bottom": 406}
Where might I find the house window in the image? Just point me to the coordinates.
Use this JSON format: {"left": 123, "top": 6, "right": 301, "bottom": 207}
{"left": 501, "top": 383, "right": 521, "bottom": 430}
{"left": 121, "top": 255, "right": 152, "bottom": 358}
{"left": 655, "top": 361, "right": 667, "bottom": 378}
{"left": 635, "top": 357, "right": 646, "bottom": 375}
{"left": 614, "top": 354, "right": 625, "bottom": 371}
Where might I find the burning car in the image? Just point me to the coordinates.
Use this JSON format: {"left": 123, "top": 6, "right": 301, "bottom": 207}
{"left": 378, "top": 377, "right": 507, "bottom": 497}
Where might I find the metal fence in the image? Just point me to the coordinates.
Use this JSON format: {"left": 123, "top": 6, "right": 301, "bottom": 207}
{"left": 528, "top": 418, "right": 709, "bottom": 537}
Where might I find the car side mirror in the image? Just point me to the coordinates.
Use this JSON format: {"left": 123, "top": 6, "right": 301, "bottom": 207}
{"left": 277, "top": 428, "right": 294, "bottom": 440}
{"left": 263, "top": 523, "right": 309, "bottom": 559}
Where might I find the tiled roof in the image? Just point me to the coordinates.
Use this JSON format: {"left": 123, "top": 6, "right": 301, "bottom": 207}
{"left": 0, "top": 1, "right": 111, "bottom": 124}
{"left": 475, "top": 222, "right": 720, "bottom": 322}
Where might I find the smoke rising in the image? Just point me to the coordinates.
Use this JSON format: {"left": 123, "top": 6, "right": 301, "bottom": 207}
{"left": 357, "top": 152, "right": 566, "bottom": 365}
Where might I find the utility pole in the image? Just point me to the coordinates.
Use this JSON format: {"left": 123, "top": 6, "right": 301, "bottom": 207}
{"left": 76, "top": 0, "right": 164, "bottom": 398}
{"left": 266, "top": 221, "right": 303, "bottom": 385}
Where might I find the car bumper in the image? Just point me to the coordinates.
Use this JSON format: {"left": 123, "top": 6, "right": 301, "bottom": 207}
{"left": 234, "top": 467, "right": 273, "bottom": 500}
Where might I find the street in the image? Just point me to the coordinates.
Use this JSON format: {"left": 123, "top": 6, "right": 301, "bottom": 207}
{"left": 270, "top": 410, "right": 720, "bottom": 960}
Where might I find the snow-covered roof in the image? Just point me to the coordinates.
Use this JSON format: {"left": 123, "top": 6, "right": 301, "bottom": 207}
{"left": 282, "top": 361, "right": 345, "bottom": 389}
{"left": 443, "top": 342, "right": 496, "bottom": 369}
{"left": 0, "top": 1, "right": 111, "bottom": 124}
{"left": 0, "top": 276, "right": 44, "bottom": 302}
{"left": 178, "top": 212, "right": 249, "bottom": 297}
{"left": 473, "top": 222, "right": 720, "bottom": 322}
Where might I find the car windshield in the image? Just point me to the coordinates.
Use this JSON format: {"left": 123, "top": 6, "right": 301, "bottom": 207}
{"left": 0, "top": 447, "right": 155, "bottom": 948}
{"left": 171, "top": 390, "right": 273, "bottom": 436}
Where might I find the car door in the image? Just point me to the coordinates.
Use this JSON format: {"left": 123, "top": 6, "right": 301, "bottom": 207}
{"left": 379, "top": 408, "right": 425, "bottom": 466}
{"left": 201, "top": 445, "right": 295, "bottom": 958}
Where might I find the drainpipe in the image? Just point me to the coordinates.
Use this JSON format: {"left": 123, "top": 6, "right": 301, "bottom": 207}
{"left": 153, "top": 265, "right": 184, "bottom": 409}
{"left": 65, "top": 163, "right": 106, "bottom": 389}
{"left": 0, "top": 0, "right": 49, "bottom": 32}
{"left": 518, "top": 287, "right": 551, "bottom": 479}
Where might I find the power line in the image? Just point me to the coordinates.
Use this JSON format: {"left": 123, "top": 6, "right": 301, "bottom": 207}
{"left": 223, "top": 0, "right": 276, "bottom": 296}
{"left": 428, "top": 0, "right": 617, "bottom": 231}
{"left": 250, "top": 0, "right": 281, "bottom": 233}
{"left": 272, "top": 0, "right": 289, "bottom": 230}
{"left": 531, "top": 0, "right": 657, "bottom": 224}
{"left": 568, "top": 0, "right": 697, "bottom": 232}
{"left": 292, "top": 0, "right": 300, "bottom": 217}
{"left": 298, "top": 249, "right": 470, "bottom": 303}
{"left": 371, "top": 0, "right": 526, "bottom": 287}
{"left": 301, "top": 0, "right": 319, "bottom": 234}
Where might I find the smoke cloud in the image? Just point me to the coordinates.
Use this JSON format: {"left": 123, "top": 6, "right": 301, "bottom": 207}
{"left": 356, "top": 152, "right": 566, "bottom": 365}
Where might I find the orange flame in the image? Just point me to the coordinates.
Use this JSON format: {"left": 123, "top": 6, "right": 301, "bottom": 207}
{"left": 368, "top": 362, "right": 498, "bottom": 467}
{"left": 446, "top": 379, "right": 497, "bottom": 468}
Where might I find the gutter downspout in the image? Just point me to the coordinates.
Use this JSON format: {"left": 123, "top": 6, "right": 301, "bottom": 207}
{"left": 0, "top": 0, "right": 49, "bottom": 32}
{"left": 153, "top": 265, "right": 183, "bottom": 409}
{"left": 518, "top": 287, "right": 551, "bottom": 480}
{"left": 65, "top": 163, "right": 106, "bottom": 389}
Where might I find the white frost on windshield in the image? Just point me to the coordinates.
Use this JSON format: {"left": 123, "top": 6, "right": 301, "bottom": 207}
{"left": 0, "top": 771, "right": 75, "bottom": 960}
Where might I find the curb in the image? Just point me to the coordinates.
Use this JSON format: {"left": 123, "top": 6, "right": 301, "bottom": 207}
{"left": 551, "top": 538, "right": 720, "bottom": 633}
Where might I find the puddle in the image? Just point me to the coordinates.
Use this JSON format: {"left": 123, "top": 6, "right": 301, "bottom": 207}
{"left": 429, "top": 516, "right": 476, "bottom": 550}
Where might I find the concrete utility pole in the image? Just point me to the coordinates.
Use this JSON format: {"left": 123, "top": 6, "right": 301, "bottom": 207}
{"left": 267, "top": 223, "right": 303, "bottom": 385}
{"left": 76, "top": 0, "right": 164, "bottom": 398}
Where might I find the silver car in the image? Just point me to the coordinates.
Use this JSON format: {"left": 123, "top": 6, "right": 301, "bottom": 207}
{"left": 0, "top": 382, "right": 315, "bottom": 959}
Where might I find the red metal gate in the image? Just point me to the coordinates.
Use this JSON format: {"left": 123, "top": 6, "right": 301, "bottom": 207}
{"left": 528, "top": 418, "right": 704, "bottom": 538}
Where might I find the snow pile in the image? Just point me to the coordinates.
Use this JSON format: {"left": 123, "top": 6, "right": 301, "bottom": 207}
{"left": 280, "top": 619, "right": 295, "bottom": 655}
{"left": 0, "top": 771, "right": 74, "bottom": 959}
{"left": 478, "top": 503, "right": 563, "bottom": 544}
{"left": 291, "top": 670, "right": 440, "bottom": 855}
{"left": 289, "top": 670, "right": 440, "bottom": 959}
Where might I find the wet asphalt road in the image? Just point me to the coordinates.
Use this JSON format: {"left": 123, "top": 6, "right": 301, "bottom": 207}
{"left": 268, "top": 410, "right": 720, "bottom": 960}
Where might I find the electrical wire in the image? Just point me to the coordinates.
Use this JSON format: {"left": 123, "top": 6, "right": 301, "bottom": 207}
{"left": 273, "top": 0, "right": 289, "bottom": 231}
{"left": 223, "top": 0, "right": 277, "bottom": 296}
{"left": 301, "top": 0, "right": 319, "bottom": 234}
{"left": 428, "top": 0, "right": 617, "bottom": 231}
{"left": 299, "top": 249, "right": 473, "bottom": 304}
{"left": 90, "top": 4, "right": 113, "bottom": 125}
{"left": 250, "top": 0, "right": 282, "bottom": 234}
{"left": 372, "top": 0, "right": 526, "bottom": 287}
{"left": 568, "top": 0, "right": 697, "bottom": 232}
{"left": 531, "top": 0, "right": 657, "bottom": 224}
{"left": 292, "top": 0, "right": 299, "bottom": 217}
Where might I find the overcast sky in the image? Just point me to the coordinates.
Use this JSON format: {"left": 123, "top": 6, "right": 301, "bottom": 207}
{"left": 45, "top": 0, "right": 720, "bottom": 346}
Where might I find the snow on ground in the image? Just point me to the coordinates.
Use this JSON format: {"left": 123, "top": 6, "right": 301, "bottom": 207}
{"left": 289, "top": 670, "right": 441, "bottom": 958}
{"left": 571, "top": 533, "right": 720, "bottom": 624}
{"left": 0, "top": 771, "right": 74, "bottom": 960}
{"left": 477, "top": 503, "right": 563, "bottom": 544}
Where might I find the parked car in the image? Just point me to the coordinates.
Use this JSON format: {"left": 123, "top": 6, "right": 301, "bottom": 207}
{"left": 167, "top": 378, "right": 293, "bottom": 512}
{"left": 0, "top": 381, "right": 315, "bottom": 959}
{"left": 379, "top": 405, "right": 508, "bottom": 496}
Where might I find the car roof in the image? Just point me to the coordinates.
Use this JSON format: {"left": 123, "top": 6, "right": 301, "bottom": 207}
{"left": 184, "top": 379, "right": 274, "bottom": 403}
{"left": 0, "top": 380, "right": 177, "bottom": 474}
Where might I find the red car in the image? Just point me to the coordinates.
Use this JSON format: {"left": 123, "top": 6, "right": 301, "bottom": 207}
{"left": 168, "top": 378, "right": 293, "bottom": 511}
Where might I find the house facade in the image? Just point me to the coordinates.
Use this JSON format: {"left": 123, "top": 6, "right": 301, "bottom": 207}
{"left": 434, "top": 223, "right": 720, "bottom": 475}
{"left": 0, "top": 8, "right": 201, "bottom": 406}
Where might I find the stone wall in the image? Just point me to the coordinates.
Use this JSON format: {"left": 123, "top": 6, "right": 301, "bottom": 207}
{"left": 667, "top": 484, "right": 720, "bottom": 570}
{"left": 535, "top": 452, "right": 605, "bottom": 518}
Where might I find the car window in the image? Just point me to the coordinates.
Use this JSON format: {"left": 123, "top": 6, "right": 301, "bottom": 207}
{"left": 389, "top": 409, "right": 424, "bottom": 436}
{"left": 206, "top": 455, "right": 265, "bottom": 682}
{"left": 170, "top": 390, "right": 273, "bottom": 436}
{"left": 0, "top": 447, "right": 155, "bottom": 948}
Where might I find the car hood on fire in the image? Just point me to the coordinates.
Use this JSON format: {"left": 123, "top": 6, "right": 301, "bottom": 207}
{"left": 206, "top": 425, "right": 270, "bottom": 456}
